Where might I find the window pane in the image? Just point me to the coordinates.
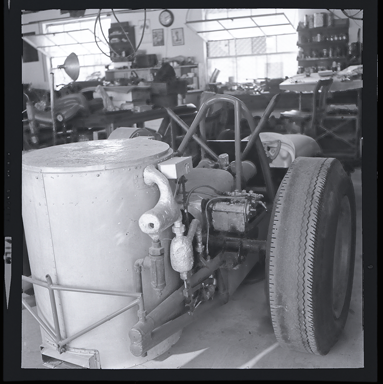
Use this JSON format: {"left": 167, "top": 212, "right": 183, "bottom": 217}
{"left": 189, "top": 20, "right": 222, "bottom": 32}
{"left": 229, "top": 28, "right": 263, "bottom": 39}
{"left": 228, "top": 40, "right": 236, "bottom": 56}
{"left": 236, "top": 38, "right": 252, "bottom": 55}
{"left": 43, "top": 16, "right": 111, "bottom": 85}
{"left": 199, "top": 30, "right": 233, "bottom": 41}
{"left": 260, "top": 24, "right": 296, "bottom": 36}
{"left": 254, "top": 55, "right": 268, "bottom": 78}
{"left": 252, "top": 14, "right": 287, "bottom": 26}
{"left": 236, "top": 56, "right": 257, "bottom": 82}
{"left": 276, "top": 34, "right": 297, "bottom": 52}
{"left": 219, "top": 17, "right": 255, "bottom": 29}
{"left": 207, "top": 58, "right": 236, "bottom": 83}
{"left": 252, "top": 37, "right": 266, "bottom": 54}
{"left": 266, "top": 36, "right": 276, "bottom": 53}
{"left": 208, "top": 40, "right": 230, "bottom": 57}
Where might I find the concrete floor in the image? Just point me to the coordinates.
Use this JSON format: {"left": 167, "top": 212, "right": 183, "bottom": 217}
{"left": 21, "top": 168, "right": 363, "bottom": 370}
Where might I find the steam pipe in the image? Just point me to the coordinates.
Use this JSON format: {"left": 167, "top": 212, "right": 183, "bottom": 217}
{"left": 138, "top": 164, "right": 181, "bottom": 241}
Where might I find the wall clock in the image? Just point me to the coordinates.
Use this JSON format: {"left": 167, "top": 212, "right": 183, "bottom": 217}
{"left": 159, "top": 9, "right": 174, "bottom": 27}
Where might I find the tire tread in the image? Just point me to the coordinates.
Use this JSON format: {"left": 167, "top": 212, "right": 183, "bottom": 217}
{"left": 268, "top": 157, "right": 334, "bottom": 354}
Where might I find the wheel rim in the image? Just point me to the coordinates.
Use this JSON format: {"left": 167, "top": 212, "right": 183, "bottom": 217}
{"left": 332, "top": 195, "right": 352, "bottom": 319}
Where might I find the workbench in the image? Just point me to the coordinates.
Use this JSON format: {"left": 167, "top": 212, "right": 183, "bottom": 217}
{"left": 279, "top": 70, "right": 363, "bottom": 166}
{"left": 71, "top": 104, "right": 197, "bottom": 138}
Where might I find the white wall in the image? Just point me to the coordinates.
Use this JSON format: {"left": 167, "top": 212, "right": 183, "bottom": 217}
{"left": 21, "top": 9, "right": 207, "bottom": 90}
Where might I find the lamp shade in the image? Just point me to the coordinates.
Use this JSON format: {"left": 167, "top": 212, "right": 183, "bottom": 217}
{"left": 58, "top": 52, "right": 80, "bottom": 81}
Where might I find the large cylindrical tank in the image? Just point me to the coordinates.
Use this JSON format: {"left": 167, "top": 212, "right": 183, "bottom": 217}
{"left": 22, "top": 137, "right": 182, "bottom": 368}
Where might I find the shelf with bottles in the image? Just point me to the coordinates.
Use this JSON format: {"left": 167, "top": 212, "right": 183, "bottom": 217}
{"left": 297, "top": 39, "right": 348, "bottom": 48}
{"left": 297, "top": 44, "right": 348, "bottom": 63}
{"left": 298, "top": 57, "right": 348, "bottom": 63}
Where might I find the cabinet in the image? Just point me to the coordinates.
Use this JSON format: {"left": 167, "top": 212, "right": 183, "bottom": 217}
{"left": 108, "top": 22, "right": 136, "bottom": 62}
{"left": 297, "top": 18, "right": 350, "bottom": 72}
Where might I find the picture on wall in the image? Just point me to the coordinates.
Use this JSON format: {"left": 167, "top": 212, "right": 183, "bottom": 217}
{"left": 138, "top": 19, "right": 151, "bottom": 43}
{"left": 171, "top": 28, "right": 184, "bottom": 46}
{"left": 152, "top": 29, "right": 164, "bottom": 46}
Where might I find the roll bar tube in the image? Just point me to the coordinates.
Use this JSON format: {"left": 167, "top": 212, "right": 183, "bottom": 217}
{"left": 166, "top": 93, "right": 279, "bottom": 200}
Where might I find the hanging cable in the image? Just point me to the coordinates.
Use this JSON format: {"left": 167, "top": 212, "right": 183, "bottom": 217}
{"left": 94, "top": 10, "right": 112, "bottom": 58}
{"left": 341, "top": 9, "right": 363, "bottom": 20}
{"left": 98, "top": 10, "right": 119, "bottom": 56}
{"left": 111, "top": 9, "right": 147, "bottom": 61}
{"left": 135, "top": 9, "right": 147, "bottom": 52}
{"left": 326, "top": 9, "right": 342, "bottom": 19}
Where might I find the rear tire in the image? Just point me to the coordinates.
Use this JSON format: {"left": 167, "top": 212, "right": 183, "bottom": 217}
{"left": 266, "top": 157, "right": 356, "bottom": 355}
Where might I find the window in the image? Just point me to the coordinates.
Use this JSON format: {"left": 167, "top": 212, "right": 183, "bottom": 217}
{"left": 43, "top": 16, "right": 111, "bottom": 85}
{"left": 188, "top": 9, "right": 299, "bottom": 82}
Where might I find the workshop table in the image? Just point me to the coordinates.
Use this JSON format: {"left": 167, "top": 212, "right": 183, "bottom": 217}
{"left": 279, "top": 72, "right": 363, "bottom": 93}
{"left": 71, "top": 104, "right": 197, "bottom": 138}
{"left": 279, "top": 71, "right": 363, "bottom": 166}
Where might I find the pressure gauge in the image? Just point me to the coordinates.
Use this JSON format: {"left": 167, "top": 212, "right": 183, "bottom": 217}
{"left": 159, "top": 9, "right": 174, "bottom": 27}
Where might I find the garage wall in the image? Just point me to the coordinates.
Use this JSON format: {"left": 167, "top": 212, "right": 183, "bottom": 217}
{"left": 21, "top": 9, "right": 207, "bottom": 90}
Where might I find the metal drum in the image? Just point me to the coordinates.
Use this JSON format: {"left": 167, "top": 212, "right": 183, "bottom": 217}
{"left": 22, "top": 137, "right": 182, "bottom": 368}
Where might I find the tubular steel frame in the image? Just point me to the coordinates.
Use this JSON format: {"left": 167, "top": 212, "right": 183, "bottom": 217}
{"left": 22, "top": 274, "right": 144, "bottom": 352}
{"left": 166, "top": 93, "right": 279, "bottom": 200}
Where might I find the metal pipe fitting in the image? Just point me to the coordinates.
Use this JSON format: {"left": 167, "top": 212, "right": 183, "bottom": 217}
{"left": 149, "top": 240, "right": 166, "bottom": 295}
{"left": 129, "top": 251, "right": 225, "bottom": 357}
{"left": 139, "top": 164, "right": 182, "bottom": 241}
{"left": 134, "top": 257, "right": 150, "bottom": 294}
{"left": 170, "top": 219, "right": 202, "bottom": 281}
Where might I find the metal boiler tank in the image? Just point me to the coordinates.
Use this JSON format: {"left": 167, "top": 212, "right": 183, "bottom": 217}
{"left": 22, "top": 137, "right": 182, "bottom": 368}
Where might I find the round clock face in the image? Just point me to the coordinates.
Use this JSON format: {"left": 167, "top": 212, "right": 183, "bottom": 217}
{"left": 159, "top": 10, "right": 174, "bottom": 27}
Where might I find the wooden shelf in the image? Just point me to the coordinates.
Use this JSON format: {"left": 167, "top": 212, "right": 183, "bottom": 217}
{"left": 298, "top": 57, "right": 348, "bottom": 62}
{"left": 297, "top": 24, "right": 349, "bottom": 34}
{"left": 297, "top": 40, "right": 348, "bottom": 48}
{"left": 297, "top": 17, "right": 350, "bottom": 70}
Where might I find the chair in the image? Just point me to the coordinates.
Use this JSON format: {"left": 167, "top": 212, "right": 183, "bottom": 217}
{"left": 315, "top": 90, "right": 361, "bottom": 162}
{"left": 280, "top": 78, "right": 333, "bottom": 136}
